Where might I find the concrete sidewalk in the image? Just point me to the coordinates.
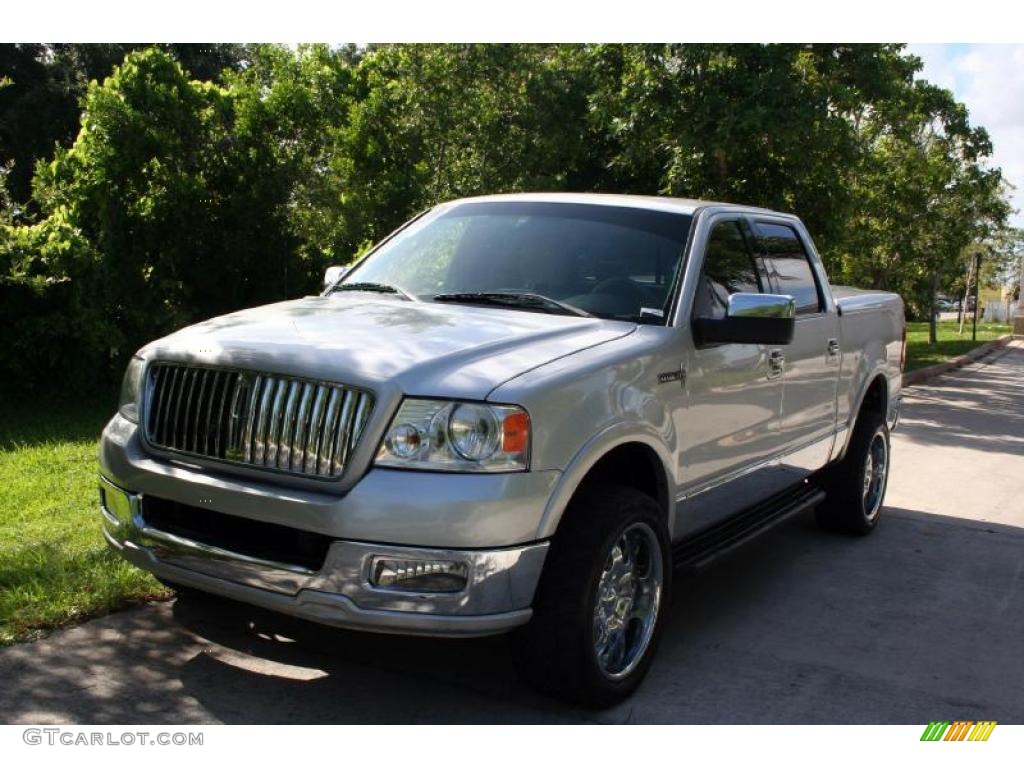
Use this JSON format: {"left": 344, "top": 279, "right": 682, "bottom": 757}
{"left": 887, "top": 340, "right": 1024, "bottom": 528}
{"left": 1, "top": 345, "right": 1022, "bottom": 724}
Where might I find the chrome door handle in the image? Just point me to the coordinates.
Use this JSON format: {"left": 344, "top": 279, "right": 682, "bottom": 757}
{"left": 767, "top": 349, "right": 785, "bottom": 379}
{"left": 826, "top": 338, "right": 840, "bottom": 358}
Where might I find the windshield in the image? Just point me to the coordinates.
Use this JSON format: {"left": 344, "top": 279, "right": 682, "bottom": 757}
{"left": 338, "top": 201, "right": 694, "bottom": 323}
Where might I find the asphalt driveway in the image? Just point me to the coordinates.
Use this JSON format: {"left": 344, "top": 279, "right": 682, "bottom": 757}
{"left": 2, "top": 343, "right": 1022, "bottom": 724}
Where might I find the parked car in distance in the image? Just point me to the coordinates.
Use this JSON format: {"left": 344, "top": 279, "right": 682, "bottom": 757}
{"left": 100, "top": 194, "right": 905, "bottom": 706}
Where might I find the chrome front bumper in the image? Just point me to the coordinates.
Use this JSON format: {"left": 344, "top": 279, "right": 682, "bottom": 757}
{"left": 100, "top": 476, "right": 548, "bottom": 637}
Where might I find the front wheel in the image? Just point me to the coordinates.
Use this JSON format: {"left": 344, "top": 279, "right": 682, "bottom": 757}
{"left": 816, "top": 412, "right": 890, "bottom": 535}
{"left": 511, "top": 485, "right": 671, "bottom": 707}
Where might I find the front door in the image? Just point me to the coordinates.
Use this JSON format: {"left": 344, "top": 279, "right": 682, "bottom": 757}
{"left": 673, "top": 215, "right": 787, "bottom": 538}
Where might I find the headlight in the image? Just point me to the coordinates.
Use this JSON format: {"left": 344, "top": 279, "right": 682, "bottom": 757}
{"left": 375, "top": 399, "right": 530, "bottom": 472}
{"left": 118, "top": 356, "right": 146, "bottom": 423}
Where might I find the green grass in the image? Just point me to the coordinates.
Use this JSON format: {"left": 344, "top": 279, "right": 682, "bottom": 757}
{"left": 0, "top": 397, "right": 169, "bottom": 645}
{"left": 904, "top": 320, "right": 1011, "bottom": 372}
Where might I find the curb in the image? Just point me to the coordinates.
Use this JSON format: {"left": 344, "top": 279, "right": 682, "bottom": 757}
{"left": 903, "top": 335, "right": 1013, "bottom": 387}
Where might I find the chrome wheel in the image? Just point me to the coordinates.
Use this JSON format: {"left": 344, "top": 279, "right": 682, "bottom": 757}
{"left": 862, "top": 431, "right": 888, "bottom": 521}
{"left": 592, "top": 521, "right": 664, "bottom": 680}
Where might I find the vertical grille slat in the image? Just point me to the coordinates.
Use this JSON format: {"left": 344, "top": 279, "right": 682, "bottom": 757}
{"left": 170, "top": 367, "right": 188, "bottom": 449}
{"left": 208, "top": 370, "right": 233, "bottom": 458}
{"left": 191, "top": 369, "right": 211, "bottom": 453}
{"left": 291, "top": 383, "right": 315, "bottom": 472}
{"left": 332, "top": 390, "right": 357, "bottom": 475}
{"left": 147, "top": 365, "right": 166, "bottom": 443}
{"left": 264, "top": 379, "right": 287, "bottom": 467}
{"left": 208, "top": 370, "right": 224, "bottom": 455}
{"left": 180, "top": 368, "right": 199, "bottom": 452}
{"left": 162, "top": 366, "right": 182, "bottom": 447}
{"left": 145, "top": 363, "right": 372, "bottom": 479}
{"left": 316, "top": 388, "right": 342, "bottom": 476}
{"left": 220, "top": 372, "right": 241, "bottom": 458}
{"left": 277, "top": 381, "right": 301, "bottom": 470}
{"left": 225, "top": 374, "right": 246, "bottom": 456}
{"left": 350, "top": 393, "right": 371, "bottom": 456}
{"left": 304, "top": 386, "right": 328, "bottom": 474}
{"left": 156, "top": 366, "right": 172, "bottom": 446}
{"left": 253, "top": 377, "right": 274, "bottom": 465}
{"left": 208, "top": 371, "right": 225, "bottom": 457}
{"left": 242, "top": 375, "right": 263, "bottom": 464}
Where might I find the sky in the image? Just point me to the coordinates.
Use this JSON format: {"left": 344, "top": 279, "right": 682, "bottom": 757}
{"left": 907, "top": 44, "right": 1024, "bottom": 230}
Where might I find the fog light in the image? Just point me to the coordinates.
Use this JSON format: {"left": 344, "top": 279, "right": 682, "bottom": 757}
{"left": 370, "top": 557, "right": 469, "bottom": 592}
{"left": 99, "top": 480, "right": 134, "bottom": 524}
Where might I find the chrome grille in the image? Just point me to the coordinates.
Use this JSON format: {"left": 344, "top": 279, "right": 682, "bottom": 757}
{"left": 145, "top": 363, "right": 373, "bottom": 478}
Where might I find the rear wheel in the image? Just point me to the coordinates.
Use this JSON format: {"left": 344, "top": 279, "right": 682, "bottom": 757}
{"left": 816, "top": 412, "right": 890, "bottom": 535}
{"left": 511, "top": 484, "right": 671, "bottom": 707}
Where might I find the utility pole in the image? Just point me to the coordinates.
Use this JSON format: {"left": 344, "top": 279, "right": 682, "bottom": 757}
{"left": 959, "top": 256, "right": 975, "bottom": 336}
{"left": 972, "top": 251, "right": 982, "bottom": 342}
{"left": 1015, "top": 253, "right": 1024, "bottom": 338}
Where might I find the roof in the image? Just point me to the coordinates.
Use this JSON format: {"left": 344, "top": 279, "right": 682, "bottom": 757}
{"left": 446, "top": 192, "right": 781, "bottom": 217}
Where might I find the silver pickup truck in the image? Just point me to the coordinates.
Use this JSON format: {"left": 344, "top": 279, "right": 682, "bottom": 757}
{"left": 100, "top": 193, "right": 904, "bottom": 705}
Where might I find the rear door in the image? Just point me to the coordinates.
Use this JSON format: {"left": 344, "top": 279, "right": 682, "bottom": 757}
{"left": 753, "top": 219, "right": 841, "bottom": 474}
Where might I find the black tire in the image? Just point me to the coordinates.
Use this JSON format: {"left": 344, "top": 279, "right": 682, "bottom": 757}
{"left": 815, "top": 411, "right": 890, "bottom": 535}
{"left": 511, "top": 484, "right": 671, "bottom": 708}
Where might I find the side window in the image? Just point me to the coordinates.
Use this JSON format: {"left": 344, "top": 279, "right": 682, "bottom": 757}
{"left": 757, "top": 222, "right": 823, "bottom": 315}
{"left": 693, "top": 220, "right": 761, "bottom": 320}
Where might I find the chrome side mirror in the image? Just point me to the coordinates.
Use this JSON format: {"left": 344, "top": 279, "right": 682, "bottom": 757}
{"left": 323, "top": 265, "right": 348, "bottom": 290}
{"left": 727, "top": 293, "right": 796, "bottom": 320}
{"left": 693, "top": 293, "right": 796, "bottom": 346}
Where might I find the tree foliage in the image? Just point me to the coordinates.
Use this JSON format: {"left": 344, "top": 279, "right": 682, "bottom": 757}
{"left": 0, "top": 43, "right": 1014, "bottom": 394}
{"left": 0, "top": 44, "right": 248, "bottom": 207}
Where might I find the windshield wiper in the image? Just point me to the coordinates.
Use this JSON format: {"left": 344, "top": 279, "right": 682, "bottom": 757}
{"left": 329, "top": 281, "right": 418, "bottom": 301}
{"left": 432, "top": 291, "right": 593, "bottom": 317}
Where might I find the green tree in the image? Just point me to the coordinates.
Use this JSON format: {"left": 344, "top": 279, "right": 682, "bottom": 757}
{"left": 302, "top": 44, "right": 606, "bottom": 262}
{"left": 0, "top": 43, "right": 1014, "bottom": 393}
{"left": 836, "top": 76, "right": 1007, "bottom": 335}
{"left": 6, "top": 48, "right": 309, "bottom": 388}
{"left": 0, "top": 44, "right": 249, "bottom": 207}
{"left": 584, "top": 45, "right": 920, "bottom": 251}
{"left": 225, "top": 44, "right": 361, "bottom": 266}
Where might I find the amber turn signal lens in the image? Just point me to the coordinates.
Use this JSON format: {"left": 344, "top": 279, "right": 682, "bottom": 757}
{"left": 501, "top": 411, "right": 530, "bottom": 454}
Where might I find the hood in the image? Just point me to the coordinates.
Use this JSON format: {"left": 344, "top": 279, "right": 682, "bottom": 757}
{"left": 141, "top": 294, "right": 637, "bottom": 400}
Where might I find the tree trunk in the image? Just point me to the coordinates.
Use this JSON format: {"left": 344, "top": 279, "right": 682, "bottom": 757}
{"left": 972, "top": 252, "right": 981, "bottom": 341}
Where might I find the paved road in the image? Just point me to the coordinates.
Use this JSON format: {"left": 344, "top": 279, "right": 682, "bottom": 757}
{"left": 2, "top": 344, "right": 1022, "bottom": 724}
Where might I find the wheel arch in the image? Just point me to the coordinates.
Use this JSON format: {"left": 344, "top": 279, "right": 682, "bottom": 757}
{"left": 835, "top": 371, "right": 889, "bottom": 461}
{"left": 536, "top": 425, "right": 675, "bottom": 540}
{"left": 858, "top": 374, "right": 889, "bottom": 418}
